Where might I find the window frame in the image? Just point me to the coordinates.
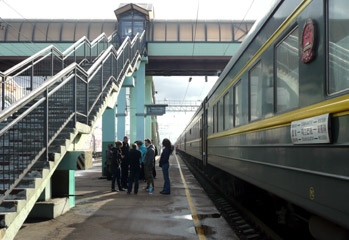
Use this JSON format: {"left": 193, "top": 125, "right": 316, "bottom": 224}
{"left": 248, "top": 60, "right": 262, "bottom": 122}
{"left": 326, "top": 0, "right": 349, "bottom": 96}
{"left": 274, "top": 25, "right": 300, "bottom": 113}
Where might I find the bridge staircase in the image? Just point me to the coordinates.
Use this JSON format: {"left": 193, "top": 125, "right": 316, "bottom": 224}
{"left": 0, "top": 30, "right": 145, "bottom": 239}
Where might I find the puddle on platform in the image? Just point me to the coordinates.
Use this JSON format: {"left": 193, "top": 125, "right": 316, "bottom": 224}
{"left": 172, "top": 214, "right": 193, "bottom": 220}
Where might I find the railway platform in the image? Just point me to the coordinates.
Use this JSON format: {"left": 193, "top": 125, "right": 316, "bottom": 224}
{"left": 15, "top": 154, "right": 237, "bottom": 240}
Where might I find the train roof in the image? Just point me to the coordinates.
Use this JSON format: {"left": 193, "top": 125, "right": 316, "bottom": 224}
{"left": 206, "top": 0, "right": 282, "bottom": 100}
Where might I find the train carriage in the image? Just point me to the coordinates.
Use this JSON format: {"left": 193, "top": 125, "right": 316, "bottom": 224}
{"left": 177, "top": 0, "right": 349, "bottom": 238}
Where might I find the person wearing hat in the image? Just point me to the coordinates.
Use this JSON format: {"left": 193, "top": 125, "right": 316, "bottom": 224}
{"left": 111, "top": 140, "right": 125, "bottom": 192}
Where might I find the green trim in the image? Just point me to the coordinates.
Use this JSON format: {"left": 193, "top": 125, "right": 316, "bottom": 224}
{"left": 147, "top": 42, "right": 240, "bottom": 56}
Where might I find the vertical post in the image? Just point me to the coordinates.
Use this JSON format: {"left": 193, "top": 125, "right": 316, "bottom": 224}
{"left": 102, "top": 105, "right": 116, "bottom": 177}
{"left": 86, "top": 79, "right": 89, "bottom": 124}
{"left": 145, "top": 76, "right": 152, "bottom": 139}
{"left": 30, "top": 61, "right": 34, "bottom": 91}
{"left": 74, "top": 47, "right": 76, "bottom": 63}
{"left": 129, "top": 87, "right": 136, "bottom": 143}
{"left": 101, "top": 65, "right": 104, "bottom": 91}
{"left": 117, "top": 87, "right": 126, "bottom": 141}
{"left": 84, "top": 42, "right": 86, "bottom": 60}
{"left": 51, "top": 49, "right": 54, "bottom": 77}
{"left": 135, "top": 61, "right": 145, "bottom": 141}
{"left": 73, "top": 69, "right": 77, "bottom": 125}
{"left": 1, "top": 76, "right": 5, "bottom": 110}
{"left": 44, "top": 88, "right": 49, "bottom": 161}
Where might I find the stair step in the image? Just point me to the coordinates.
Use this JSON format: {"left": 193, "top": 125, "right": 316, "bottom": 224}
{"left": 0, "top": 201, "right": 17, "bottom": 213}
{"left": 0, "top": 178, "right": 35, "bottom": 190}
{"left": 0, "top": 189, "right": 27, "bottom": 200}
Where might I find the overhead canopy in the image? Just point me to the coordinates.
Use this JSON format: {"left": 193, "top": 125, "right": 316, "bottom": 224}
{"left": 114, "top": 3, "right": 154, "bottom": 21}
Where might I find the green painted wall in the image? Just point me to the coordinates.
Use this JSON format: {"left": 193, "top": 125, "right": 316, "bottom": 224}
{"left": 147, "top": 42, "right": 240, "bottom": 56}
{"left": 0, "top": 43, "right": 73, "bottom": 56}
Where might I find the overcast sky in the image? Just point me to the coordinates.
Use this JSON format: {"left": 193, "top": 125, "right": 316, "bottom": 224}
{"left": 0, "top": 0, "right": 276, "bottom": 143}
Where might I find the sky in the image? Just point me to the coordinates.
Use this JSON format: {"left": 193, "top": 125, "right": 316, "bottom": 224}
{"left": 0, "top": 0, "right": 276, "bottom": 143}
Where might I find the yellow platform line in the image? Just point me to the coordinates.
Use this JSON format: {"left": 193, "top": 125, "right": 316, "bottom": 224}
{"left": 175, "top": 154, "right": 207, "bottom": 240}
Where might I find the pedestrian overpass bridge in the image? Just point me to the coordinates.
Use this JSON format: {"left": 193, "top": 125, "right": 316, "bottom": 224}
{"left": 0, "top": 3, "right": 254, "bottom": 239}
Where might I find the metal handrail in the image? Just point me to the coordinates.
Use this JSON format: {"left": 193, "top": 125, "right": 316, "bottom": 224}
{"left": 0, "top": 31, "right": 117, "bottom": 79}
{"left": 0, "top": 30, "right": 118, "bottom": 111}
{"left": 0, "top": 30, "right": 146, "bottom": 205}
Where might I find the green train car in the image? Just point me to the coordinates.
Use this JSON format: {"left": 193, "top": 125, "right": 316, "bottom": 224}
{"left": 177, "top": 0, "right": 349, "bottom": 238}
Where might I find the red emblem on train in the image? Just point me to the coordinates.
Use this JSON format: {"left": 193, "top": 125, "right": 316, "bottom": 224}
{"left": 301, "top": 18, "right": 315, "bottom": 64}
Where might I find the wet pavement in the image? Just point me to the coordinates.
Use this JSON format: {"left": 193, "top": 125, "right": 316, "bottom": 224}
{"left": 15, "top": 154, "right": 238, "bottom": 240}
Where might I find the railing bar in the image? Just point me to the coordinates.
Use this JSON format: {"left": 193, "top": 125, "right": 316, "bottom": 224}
{"left": 0, "top": 148, "right": 46, "bottom": 205}
{"left": 0, "top": 97, "right": 46, "bottom": 137}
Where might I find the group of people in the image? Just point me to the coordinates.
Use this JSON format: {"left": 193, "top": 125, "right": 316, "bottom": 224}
{"left": 105, "top": 136, "right": 172, "bottom": 195}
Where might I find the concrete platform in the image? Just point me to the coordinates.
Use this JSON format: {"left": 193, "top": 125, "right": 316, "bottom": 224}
{"left": 15, "top": 154, "right": 238, "bottom": 240}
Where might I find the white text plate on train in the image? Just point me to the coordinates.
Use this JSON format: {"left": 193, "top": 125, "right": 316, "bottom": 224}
{"left": 290, "top": 114, "right": 330, "bottom": 144}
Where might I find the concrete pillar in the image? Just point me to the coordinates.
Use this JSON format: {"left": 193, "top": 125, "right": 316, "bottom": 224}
{"left": 145, "top": 76, "right": 152, "bottom": 139}
{"left": 117, "top": 87, "right": 126, "bottom": 141}
{"left": 130, "top": 61, "right": 146, "bottom": 142}
{"left": 129, "top": 87, "right": 137, "bottom": 143}
{"left": 52, "top": 151, "right": 82, "bottom": 208}
{"left": 102, "top": 106, "right": 116, "bottom": 176}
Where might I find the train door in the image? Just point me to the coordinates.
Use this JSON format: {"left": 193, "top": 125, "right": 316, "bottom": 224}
{"left": 202, "top": 99, "right": 208, "bottom": 166}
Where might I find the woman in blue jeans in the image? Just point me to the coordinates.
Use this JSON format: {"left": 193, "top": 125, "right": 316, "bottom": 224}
{"left": 159, "top": 138, "right": 172, "bottom": 194}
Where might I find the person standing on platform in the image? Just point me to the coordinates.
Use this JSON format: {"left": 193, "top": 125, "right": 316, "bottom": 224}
{"left": 159, "top": 138, "right": 172, "bottom": 195}
{"left": 144, "top": 139, "right": 155, "bottom": 191}
{"left": 121, "top": 136, "right": 130, "bottom": 189}
{"left": 127, "top": 143, "right": 142, "bottom": 194}
{"left": 105, "top": 144, "right": 113, "bottom": 180}
{"left": 137, "top": 141, "right": 147, "bottom": 181}
{"left": 152, "top": 144, "right": 158, "bottom": 179}
{"left": 111, "top": 141, "right": 124, "bottom": 192}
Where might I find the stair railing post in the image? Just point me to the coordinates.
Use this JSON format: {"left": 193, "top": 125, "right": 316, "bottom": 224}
{"left": 84, "top": 42, "right": 86, "bottom": 61}
{"left": 86, "top": 76, "right": 89, "bottom": 125}
{"left": 44, "top": 88, "right": 49, "bottom": 161}
{"left": 73, "top": 69, "right": 77, "bottom": 126}
{"left": 1, "top": 76, "right": 5, "bottom": 110}
{"left": 74, "top": 47, "right": 76, "bottom": 64}
{"left": 101, "top": 64, "right": 104, "bottom": 92}
{"left": 51, "top": 49, "right": 54, "bottom": 77}
{"left": 30, "top": 61, "right": 34, "bottom": 91}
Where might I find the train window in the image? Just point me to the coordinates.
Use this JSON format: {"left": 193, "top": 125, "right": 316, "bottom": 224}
{"left": 216, "top": 101, "right": 220, "bottom": 132}
{"left": 328, "top": 0, "right": 349, "bottom": 93}
{"left": 234, "top": 80, "right": 248, "bottom": 126}
{"left": 213, "top": 105, "right": 216, "bottom": 133}
{"left": 223, "top": 92, "right": 229, "bottom": 130}
{"left": 276, "top": 27, "right": 299, "bottom": 112}
{"left": 249, "top": 61, "right": 263, "bottom": 121}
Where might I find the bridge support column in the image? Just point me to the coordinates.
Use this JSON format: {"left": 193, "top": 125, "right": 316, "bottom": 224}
{"left": 145, "top": 76, "right": 152, "bottom": 139}
{"left": 130, "top": 60, "right": 146, "bottom": 142}
{"left": 117, "top": 87, "right": 126, "bottom": 141}
{"left": 102, "top": 105, "right": 116, "bottom": 177}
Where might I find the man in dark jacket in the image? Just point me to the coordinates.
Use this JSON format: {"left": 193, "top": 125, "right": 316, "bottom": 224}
{"left": 105, "top": 144, "right": 113, "bottom": 180}
{"left": 121, "top": 136, "right": 130, "bottom": 189}
{"left": 144, "top": 139, "right": 155, "bottom": 191}
{"left": 152, "top": 145, "right": 158, "bottom": 178}
{"left": 111, "top": 141, "right": 124, "bottom": 192}
{"left": 127, "top": 143, "right": 142, "bottom": 194}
